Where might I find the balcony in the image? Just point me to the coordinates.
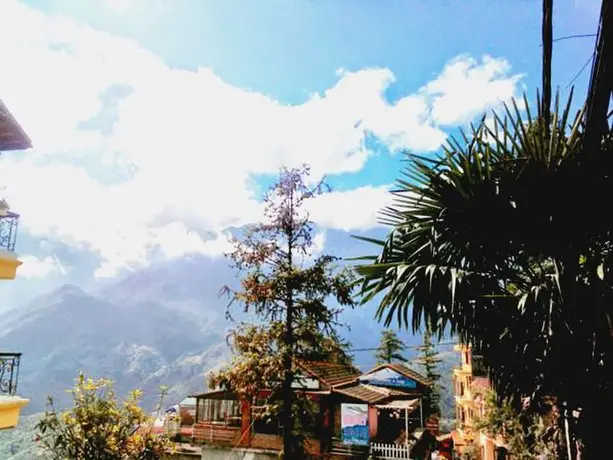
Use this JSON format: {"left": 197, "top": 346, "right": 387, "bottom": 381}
{"left": 0, "top": 210, "right": 21, "bottom": 280}
{"left": 0, "top": 353, "right": 29, "bottom": 430}
{"left": 453, "top": 364, "right": 472, "bottom": 376}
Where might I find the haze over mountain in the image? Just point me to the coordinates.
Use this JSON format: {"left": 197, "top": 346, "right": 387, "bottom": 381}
{"left": 2, "top": 247, "right": 437, "bottom": 416}
{"left": 1, "top": 250, "right": 457, "bottom": 460}
{"left": 1, "top": 255, "right": 235, "bottom": 414}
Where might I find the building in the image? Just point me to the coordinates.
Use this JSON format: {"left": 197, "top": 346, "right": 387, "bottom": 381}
{"left": 452, "top": 345, "right": 507, "bottom": 460}
{"left": 189, "top": 360, "right": 432, "bottom": 458}
{"left": 0, "top": 99, "right": 32, "bottom": 429}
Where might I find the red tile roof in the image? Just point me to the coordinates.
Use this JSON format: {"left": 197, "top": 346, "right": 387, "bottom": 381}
{"left": 297, "top": 360, "right": 361, "bottom": 387}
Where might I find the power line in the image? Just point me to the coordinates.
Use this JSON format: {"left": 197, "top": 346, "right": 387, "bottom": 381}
{"left": 347, "top": 341, "right": 458, "bottom": 353}
{"left": 539, "top": 33, "right": 598, "bottom": 46}
{"left": 566, "top": 53, "right": 595, "bottom": 89}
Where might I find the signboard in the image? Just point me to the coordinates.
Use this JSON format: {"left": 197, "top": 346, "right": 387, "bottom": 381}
{"left": 359, "top": 368, "right": 417, "bottom": 389}
{"left": 341, "top": 404, "right": 369, "bottom": 446}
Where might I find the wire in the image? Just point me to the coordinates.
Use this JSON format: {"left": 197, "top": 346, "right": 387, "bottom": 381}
{"left": 539, "top": 33, "right": 597, "bottom": 46}
{"left": 347, "top": 341, "right": 458, "bottom": 353}
{"left": 566, "top": 54, "right": 595, "bottom": 89}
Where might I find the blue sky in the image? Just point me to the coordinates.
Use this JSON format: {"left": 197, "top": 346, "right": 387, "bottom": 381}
{"left": 0, "top": 0, "right": 601, "bottom": 307}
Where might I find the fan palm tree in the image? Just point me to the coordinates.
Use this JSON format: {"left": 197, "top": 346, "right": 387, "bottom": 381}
{"left": 354, "top": 92, "right": 613, "bottom": 457}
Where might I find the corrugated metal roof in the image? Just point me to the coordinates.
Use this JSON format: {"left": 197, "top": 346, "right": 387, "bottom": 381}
{"left": 190, "top": 389, "right": 235, "bottom": 400}
{"left": 362, "top": 363, "right": 431, "bottom": 387}
{"left": 375, "top": 399, "right": 419, "bottom": 410}
{"left": 180, "top": 397, "right": 197, "bottom": 406}
{"left": 332, "top": 383, "right": 415, "bottom": 404}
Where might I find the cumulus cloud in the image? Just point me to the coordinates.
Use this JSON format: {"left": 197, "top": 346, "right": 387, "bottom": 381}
{"left": 0, "top": 0, "right": 524, "bottom": 277}
{"left": 18, "top": 254, "right": 66, "bottom": 279}
{"left": 423, "top": 54, "right": 524, "bottom": 126}
{"left": 307, "top": 186, "right": 394, "bottom": 232}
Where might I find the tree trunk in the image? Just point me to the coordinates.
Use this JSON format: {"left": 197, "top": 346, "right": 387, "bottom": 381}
{"left": 542, "top": 0, "right": 553, "bottom": 132}
{"left": 282, "top": 187, "right": 296, "bottom": 459}
{"left": 281, "top": 294, "right": 295, "bottom": 458}
{"left": 583, "top": 0, "right": 612, "bottom": 153}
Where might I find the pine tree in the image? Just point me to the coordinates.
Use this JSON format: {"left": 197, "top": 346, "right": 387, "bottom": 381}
{"left": 414, "top": 325, "right": 442, "bottom": 417}
{"left": 375, "top": 329, "right": 407, "bottom": 364}
{"left": 210, "top": 165, "right": 356, "bottom": 458}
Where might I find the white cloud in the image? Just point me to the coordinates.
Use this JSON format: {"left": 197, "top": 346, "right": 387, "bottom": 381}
{"left": 18, "top": 254, "right": 66, "bottom": 279}
{"left": 308, "top": 186, "right": 393, "bottom": 232}
{"left": 423, "top": 55, "right": 524, "bottom": 126}
{"left": 0, "top": 1, "right": 524, "bottom": 277}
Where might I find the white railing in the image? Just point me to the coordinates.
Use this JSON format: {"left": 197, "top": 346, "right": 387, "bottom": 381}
{"left": 370, "top": 442, "right": 411, "bottom": 459}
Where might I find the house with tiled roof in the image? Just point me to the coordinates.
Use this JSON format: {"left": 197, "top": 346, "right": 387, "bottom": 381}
{"left": 187, "top": 360, "right": 432, "bottom": 458}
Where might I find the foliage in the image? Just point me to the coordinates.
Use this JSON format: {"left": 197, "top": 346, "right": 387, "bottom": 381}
{"left": 472, "top": 389, "right": 559, "bottom": 459}
{"left": 35, "top": 373, "right": 171, "bottom": 460}
{"left": 375, "top": 329, "right": 407, "bottom": 364}
{"left": 211, "top": 323, "right": 285, "bottom": 401}
{"left": 354, "top": 92, "right": 613, "bottom": 455}
{"left": 414, "top": 325, "right": 442, "bottom": 416}
{"left": 211, "top": 165, "right": 357, "bottom": 458}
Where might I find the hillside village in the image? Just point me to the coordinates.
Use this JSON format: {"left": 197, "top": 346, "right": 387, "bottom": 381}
{"left": 1, "top": 0, "right": 612, "bottom": 459}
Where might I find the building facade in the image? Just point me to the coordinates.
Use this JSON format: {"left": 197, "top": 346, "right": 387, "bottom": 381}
{"left": 0, "top": 99, "right": 32, "bottom": 429}
{"left": 452, "top": 345, "right": 507, "bottom": 460}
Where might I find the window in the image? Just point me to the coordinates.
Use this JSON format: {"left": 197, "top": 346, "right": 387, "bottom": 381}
{"left": 472, "top": 355, "right": 488, "bottom": 377}
{"left": 197, "top": 399, "right": 241, "bottom": 427}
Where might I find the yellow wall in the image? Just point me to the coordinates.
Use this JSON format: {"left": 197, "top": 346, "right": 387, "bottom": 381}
{"left": 0, "top": 256, "right": 21, "bottom": 280}
{"left": 453, "top": 347, "right": 503, "bottom": 460}
{"left": 0, "top": 397, "right": 29, "bottom": 430}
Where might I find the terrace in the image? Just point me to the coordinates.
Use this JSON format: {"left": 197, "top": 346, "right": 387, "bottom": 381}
{"left": 0, "top": 353, "right": 29, "bottom": 430}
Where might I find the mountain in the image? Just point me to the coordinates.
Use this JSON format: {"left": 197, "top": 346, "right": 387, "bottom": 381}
{"left": 1, "top": 255, "right": 235, "bottom": 414}
{"left": 1, "top": 250, "right": 455, "bottom": 421}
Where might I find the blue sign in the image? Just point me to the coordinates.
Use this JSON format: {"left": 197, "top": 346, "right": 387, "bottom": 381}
{"left": 341, "top": 404, "right": 369, "bottom": 446}
{"left": 359, "top": 368, "right": 417, "bottom": 389}
{"left": 342, "top": 425, "right": 369, "bottom": 446}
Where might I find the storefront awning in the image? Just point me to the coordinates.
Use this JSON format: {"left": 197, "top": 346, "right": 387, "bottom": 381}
{"left": 375, "top": 399, "right": 419, "bottom": 411}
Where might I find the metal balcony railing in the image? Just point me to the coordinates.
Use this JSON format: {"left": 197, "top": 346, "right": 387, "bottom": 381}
{"left": 0, "top": 211, "right": 19, "bottom": 252}
{"left": 0, "top": 353, "right": 21, "bottom": 395}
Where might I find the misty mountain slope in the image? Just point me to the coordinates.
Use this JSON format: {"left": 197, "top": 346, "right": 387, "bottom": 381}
{"left": 1, "top": 264, "right": 231, "bottom": 414}
{"left": 0, "top": 251, "right": 453, "bottom": 416}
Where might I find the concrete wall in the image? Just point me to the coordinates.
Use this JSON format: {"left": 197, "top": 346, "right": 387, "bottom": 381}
{"left": 200, "top": 446, "right": 279, "bottom": 460}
